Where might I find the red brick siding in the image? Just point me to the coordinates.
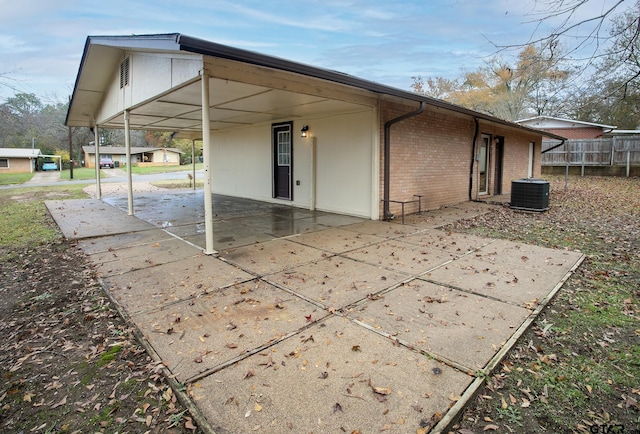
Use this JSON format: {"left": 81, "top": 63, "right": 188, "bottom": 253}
{"left": 378, "top": 101, "right": 541, "bottom": 219}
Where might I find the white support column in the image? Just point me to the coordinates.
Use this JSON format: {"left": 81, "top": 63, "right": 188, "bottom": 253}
{"left": 124, "top": 110, "right": 134, "bottom": 215}
{"left": 309, "top": 136, "right": 316, "bottom": 211}
{"left": 192, "top": 139, "right": 197, "bottom": 191}
{"left": 94, "top": 125, "right": 102, "bottom": 199}
{"left": 201, "top": 70, "right": 216, "bottom": 255}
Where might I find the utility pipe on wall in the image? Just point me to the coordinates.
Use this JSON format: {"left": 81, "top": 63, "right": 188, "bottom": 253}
{"left": 468, "top": 118, "right": 479, "bottom": 201}
{"left": 383, "top": 101, "right": 426, "bottom": 219}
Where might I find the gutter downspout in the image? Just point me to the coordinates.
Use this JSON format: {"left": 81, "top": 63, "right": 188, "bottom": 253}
{"left": 469, "top": 118, "right": 479, "bottom": 201}
{"left": 383, "top": 101, "right": 426, "bottom": 219}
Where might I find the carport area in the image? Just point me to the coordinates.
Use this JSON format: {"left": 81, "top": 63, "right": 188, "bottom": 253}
{"left": 45, "top": 192, "right": 583, "bottom": 433}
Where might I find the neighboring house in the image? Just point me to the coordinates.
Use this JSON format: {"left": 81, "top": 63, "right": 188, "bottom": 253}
{"left": 82, "top": 145, "right": 182, "bottom": 168}
{"left": 0, "top": 148, "right": 41, "bottom": 173}
{"left": 66, "top": 33, "right": 564, "bottom": 254}
{"left": 517, "top": 116, "right": 616, "bottom": 139}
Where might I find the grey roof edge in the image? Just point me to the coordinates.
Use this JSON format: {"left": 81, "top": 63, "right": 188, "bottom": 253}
{"left": 177, "top": 34, "right": 566, "bottom": 140}
{"left": 517, "top": 115, "right": 617, "bottom": 130}
{"left": 82, "top": 145, "right": 184, "bottom": 154}
{"left": 67, "top": 33, "right": 566, "bottom": 141}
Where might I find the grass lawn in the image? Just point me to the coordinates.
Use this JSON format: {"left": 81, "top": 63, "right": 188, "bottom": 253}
{"left": 0, "top": 184, "right": 88, "bottom": 259}
{"left": 0, "top": 172, "right": 35, "bottom": 186}
{"left": 453, "top": 176, "right": 640, "bottom": 434}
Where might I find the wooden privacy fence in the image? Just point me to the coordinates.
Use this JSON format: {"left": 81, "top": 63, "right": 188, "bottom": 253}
{"left": 542, "top": 137, "right": 640, "bottom": 176}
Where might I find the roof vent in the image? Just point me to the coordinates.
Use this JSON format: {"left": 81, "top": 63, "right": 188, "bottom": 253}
{"left": 119, "top": 57, "right": 130, "bottom": 88}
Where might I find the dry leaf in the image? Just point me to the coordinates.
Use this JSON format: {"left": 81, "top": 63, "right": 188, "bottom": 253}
{"left": 254, "top": 403, "right": 263, "bottom": 412}
{"left": 185, "top": 417, "right": 197, "bottom": 431}
{"left": 484, "top": 424, "right": 500, "bottom": 431}
{"left": 501, "top": 397, "right": 508, "bottom": 409}
{"left": 51, "top": 395, "right": 68, "bottom": 409}
{"left": 373, "top": 387, "right": 392, "bottom": 395}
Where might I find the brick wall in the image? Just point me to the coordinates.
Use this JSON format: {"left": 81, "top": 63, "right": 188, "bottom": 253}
{"left": 379, "top": 100, "right": 541, "bottom": 219}
{"left": 0, "top": 158, "right": 33, "bottom": 174}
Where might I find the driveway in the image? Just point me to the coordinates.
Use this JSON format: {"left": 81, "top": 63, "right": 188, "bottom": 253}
{"left": 44, "top": 192, "right": 584, "bottom": 433}
{"left": 25, "top": 170, "right": 60, "bottom": 184}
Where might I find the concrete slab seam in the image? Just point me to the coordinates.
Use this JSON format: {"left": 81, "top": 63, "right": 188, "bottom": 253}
{"left": 260, "top": 276, "right": 341, "bottom": 311}
{"left": 162, "top": 228, "right": 217, "bottom": 255}
{"left": 94, "top": 274, "right": 219, "bottom": 434}
{"left": 129, "top": 277, "right": 261, "bottom": 316}
{"left": 430, "top": 253, "right": 586, "bottom": 434}
{"left": 416, "top": 276, "right": 529, "bottom": 309}
{"left": 346, "top": 316, "right": 476, "bottom": 377}
{"left": 184, "top": 315, "right": 333, "bottom": 385}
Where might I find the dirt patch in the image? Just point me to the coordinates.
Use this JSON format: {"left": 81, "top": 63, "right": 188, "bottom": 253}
{"left": 83, "top": 181, "right": 164, "bottom": 197}
{"left": 0, "top": 241, "right": 200, "bottom": 433}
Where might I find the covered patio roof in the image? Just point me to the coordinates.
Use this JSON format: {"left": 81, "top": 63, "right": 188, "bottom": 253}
{"left": 65, "top": 33, "right": 566, "bottom": 141}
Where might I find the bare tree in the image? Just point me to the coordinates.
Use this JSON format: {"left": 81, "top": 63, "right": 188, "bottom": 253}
{"left": 412, "top": 44, "right": 572, "bottom": 120}
{"left": 491, "top": 1, "right": 638, "bottom": 85}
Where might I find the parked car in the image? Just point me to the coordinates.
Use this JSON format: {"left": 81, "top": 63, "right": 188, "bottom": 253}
{"left": 99, "top": 158, "right": 115, "bottom": 169}
{"left": 42, "top": 162, "right": 58, "bottom": 171}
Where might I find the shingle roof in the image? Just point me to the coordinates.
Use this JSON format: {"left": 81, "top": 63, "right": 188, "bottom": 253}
{"left": 0, "top": 148, "right": 42, "bottom": 158}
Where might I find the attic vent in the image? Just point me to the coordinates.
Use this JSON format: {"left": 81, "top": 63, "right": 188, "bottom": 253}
{"left": 119, "top": 57, "right": 130, "bottom": 88}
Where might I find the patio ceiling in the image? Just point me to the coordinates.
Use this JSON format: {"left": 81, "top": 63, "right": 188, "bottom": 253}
{"left": 99, "top": 77, "right": 368, "bottom": 138}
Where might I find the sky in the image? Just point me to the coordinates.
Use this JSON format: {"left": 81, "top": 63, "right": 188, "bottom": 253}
{"left": 0, "top": 0, "right": 626, "bottom": 104}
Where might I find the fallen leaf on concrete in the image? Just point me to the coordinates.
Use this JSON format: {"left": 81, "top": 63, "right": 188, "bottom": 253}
{"left": 373, "top": 387, "right": 392, "bottom": 395}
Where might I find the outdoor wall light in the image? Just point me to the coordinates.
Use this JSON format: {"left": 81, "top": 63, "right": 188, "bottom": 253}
{"left": 301, "top": 125, "right": 309, "bottom": 138}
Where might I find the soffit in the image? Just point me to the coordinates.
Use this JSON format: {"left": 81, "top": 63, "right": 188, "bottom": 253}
{"left": 100, "top": 77, "right": 369, "bottom": 138}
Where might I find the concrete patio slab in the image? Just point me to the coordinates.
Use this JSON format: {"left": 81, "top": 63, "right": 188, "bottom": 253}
{"left": 164, "top": 220, "right": 277, "bottom": 250}
{"left": 102, "top": 255, "right": 255, "bottom": 315}
{"left": 133, "top": 279, "right": 326, "bottom": 383}
{"left": 192, "top": 315, "right": 473, "bottom": 434}
{"left": 475, "top": 239, "right": 583, "bottom": 271}
{"left": 219, "top": 238, "right": 330, "bottom": 276}
{"left": 289, "top": 227, "right": 386, "bottom": 254}
{"left": 342, "top": 220, "right": 426, "bottom": 238}
{"left": 402, "top": 203, "right": 494, "bottom": 228}
{"left": 424, "top": 254, "right": 576, "bottom": 307}
{"left": 344, "top": 239, "right": 458, "bottom": 276}
{"left": 349, "top": 279, "right": 530, "bottom": 371}
{"left": 265, "top": 256, "right": 408, "bottom": 309}
{"left": 46, "top": 198, "right": 154, "bottom": 238}
{"left": 77, "top": 228, "right": 174, "bottom": 255}
{"left": 44, "top": 195, "right": 584, "bottom": 434}
{"left": 400, "top": 229, "right": 496, "bottom": 254}
{"left": 90, "top": 238, "right": 201, "bottom": 277}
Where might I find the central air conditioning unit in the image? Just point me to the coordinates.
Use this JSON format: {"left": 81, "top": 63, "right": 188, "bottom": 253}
{"left": 510, "top": 178, "right": 550, "bottom": 211}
